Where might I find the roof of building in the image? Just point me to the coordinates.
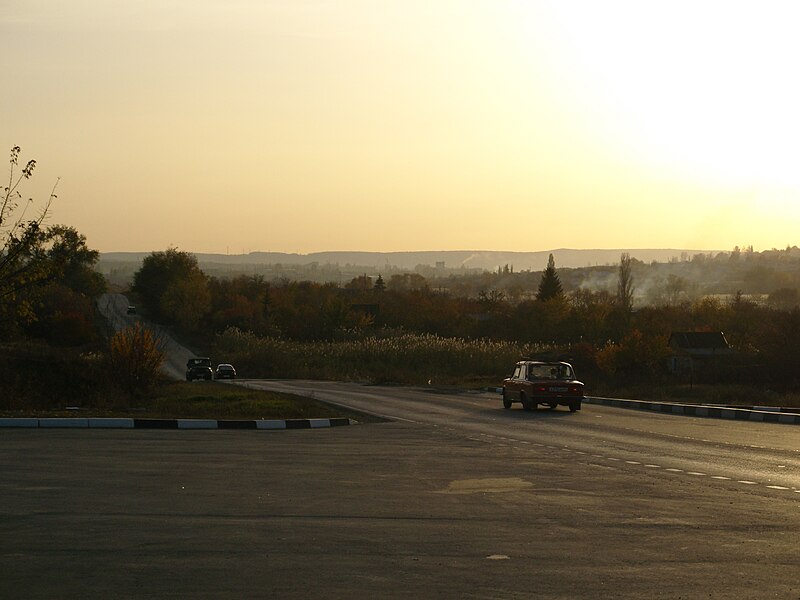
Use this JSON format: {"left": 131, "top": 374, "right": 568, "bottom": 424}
{"left": 669, "top": 331, "right": 731, "bottom": 352}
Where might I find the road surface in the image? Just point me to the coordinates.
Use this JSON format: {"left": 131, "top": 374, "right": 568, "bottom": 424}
{"left": 3, "top": 379, "right": 797, "bottom": 598}
{"left": 241, "top": 379, "right": 800, "bottom": 495}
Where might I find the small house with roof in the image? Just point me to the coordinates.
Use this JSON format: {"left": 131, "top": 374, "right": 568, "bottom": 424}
{"left": 667, "top": 331, "right": 733, "bottom": 374}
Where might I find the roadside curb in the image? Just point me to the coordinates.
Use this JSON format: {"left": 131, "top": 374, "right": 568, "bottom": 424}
{"left": 0, "top": 417, "right": 355, "bottom": 430}
{"left": 486, "top": 388, "right": 800, "bottom": 425}
{"left": 584, "top": 397, "right": 800, "bottom": 425}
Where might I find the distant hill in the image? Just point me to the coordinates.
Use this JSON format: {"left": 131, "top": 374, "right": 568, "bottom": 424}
{"left": 99, "top": 248, "right": 712, "bottom": 271}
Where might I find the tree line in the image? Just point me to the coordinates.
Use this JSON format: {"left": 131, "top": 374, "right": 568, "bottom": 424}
{"left": 5, "top": 144, "right": 800, "bottom": 404}
{"left": 129, "top": 247, "right": 800, "bottom": 390}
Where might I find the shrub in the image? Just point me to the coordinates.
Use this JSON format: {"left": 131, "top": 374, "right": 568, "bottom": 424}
{"left": 0, "top": 342, "right": 101, "bottom": 410}
{"left": 104, "top": 323, "right": 165, "bottom": 400}
{"left": 595, "top": 329, "right": 670, "bottom": 381}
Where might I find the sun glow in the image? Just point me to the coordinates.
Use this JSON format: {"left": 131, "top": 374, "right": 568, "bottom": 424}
{"left": 540, "top": 1, "right": 800, "bottom": 193}
{"left": 6, "top": 1, "right": 800, "bottom": 252}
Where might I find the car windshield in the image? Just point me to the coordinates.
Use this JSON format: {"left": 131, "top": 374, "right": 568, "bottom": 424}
{"left": 188, "top": 358, "right": 211, "bottom": 367}
{"left": 527, "top": 364, "right": 573, "bottom": 380}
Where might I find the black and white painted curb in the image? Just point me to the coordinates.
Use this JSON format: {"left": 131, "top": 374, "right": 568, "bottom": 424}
{"left": 0, "top": 417, "right": 355, "bottom": 430}
{"left": 486, "top": 387, "right": 800, "bottom": 425}
{"left": 584, "top": 397, "right": 800, "bottom": 424}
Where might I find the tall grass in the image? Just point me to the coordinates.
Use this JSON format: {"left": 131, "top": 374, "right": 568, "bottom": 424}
{"left": 213, "top": 327, "right": 551, "bottom": 385}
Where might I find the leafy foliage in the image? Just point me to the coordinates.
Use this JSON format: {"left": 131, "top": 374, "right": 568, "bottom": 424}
{"left": 132, "top": 248, "right": 208, "bottom": 323}
{"left": 0, "top": 147, "right": 56, "bottom": 330}
{"left": 1, "top": 148, "right": 105, "bottom": 339}
{"left": 105, "top": 322, "right": 165, "bottom": 399}
{"left": 0, "top": 342, "right": 102, "bottom": 410}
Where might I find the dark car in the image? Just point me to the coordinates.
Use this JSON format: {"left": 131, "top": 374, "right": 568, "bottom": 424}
{"left": 502, "top": 360, "right": 584, "bottom": 412}
{"left": 126, "top": 305, "right": 136, "bottom": 315}
{"left": 186, "top": 357, "right": 213, "bottom": 381}
{"left": 214, "top": 363, "right": 236, "bottom": 380}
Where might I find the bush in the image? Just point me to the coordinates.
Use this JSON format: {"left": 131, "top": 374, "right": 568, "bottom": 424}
{"left": 0, "top": 342, "right": 102, "bottom": 410}
{"left": 104, "top": 323, "right": 165, "bottom": 400}
{"left": 595, "top": 329, "right": 670, "bottom": 381}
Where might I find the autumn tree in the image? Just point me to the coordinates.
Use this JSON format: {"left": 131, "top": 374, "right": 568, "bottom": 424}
{"left": 132, "top": 248, "right": 208, "bottom": 323}
{"left": 767, "top": 288, "right": 799, "bottom": 310}
{"left": 345, "top": 274, "right": 372, "bottom": 291}
{"left": 0, "top": 148, "right": 105, "bottom": 341}
{"left": 536, "top": 254, "right": 563, "bottom": 301}
{"left": 160, "top": 271, "right": 212, "bottom": 331}
{"left": 0, "top": 146, "right": 58, "bottom": 331}
{"left": 105, "top": 322, "right": 165, "bottom": 399}
{"left": 568, "top": 289, "right": 614, "bottom": 344}
{"left": 617, "top": 252, "right": 635, "bottom": 311}
{"left": 207, "top": 274, "right": 272, "bottom": 334}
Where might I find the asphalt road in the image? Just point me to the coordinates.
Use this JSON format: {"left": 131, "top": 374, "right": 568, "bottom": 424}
{"left": 241, "top": 380, "right": 800, "bottom": 493}
{"left": 2, "top": 382, "right": 799, "bottom": 599}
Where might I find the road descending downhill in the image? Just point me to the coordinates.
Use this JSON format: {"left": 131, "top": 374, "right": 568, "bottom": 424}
{"left": 96, "top": 293, "right": 195, "bottom": 380}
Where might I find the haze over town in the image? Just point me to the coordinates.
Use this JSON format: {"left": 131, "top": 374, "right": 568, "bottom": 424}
{"left": 4, "top": 1, "right": 800, "bottom": 255}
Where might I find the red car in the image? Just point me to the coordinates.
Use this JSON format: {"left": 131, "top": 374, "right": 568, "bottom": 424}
{"left": 502, "top": 360, "right": 584, "bottom": 412}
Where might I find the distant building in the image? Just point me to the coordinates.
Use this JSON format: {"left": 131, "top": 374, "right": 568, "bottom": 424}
{"left": 668, "top": 331, "right": 733, "bottom": 374}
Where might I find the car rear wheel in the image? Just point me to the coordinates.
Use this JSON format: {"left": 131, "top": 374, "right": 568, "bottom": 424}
{"left": 521, "top": 392, "right": 533, "bottom": 411}
{"left": 502, "top": 390, "right": 512, "bottom": 409}
{"left": 569, "top": 402, "right": 579, "bottom": 412}
{"left": 547, "top": 402, "right": 557, "bottom": 410}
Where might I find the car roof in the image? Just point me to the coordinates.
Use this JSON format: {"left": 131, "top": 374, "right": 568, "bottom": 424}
{"left": 518, "top": 360, "right": 571, "bottom": 366}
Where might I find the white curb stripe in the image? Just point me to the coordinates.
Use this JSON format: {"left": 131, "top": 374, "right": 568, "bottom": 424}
{"left": 0, "top": 418, "right": 39, "bottom": 427}
{"left": 88, "top": 418, "right": 135, "bottom": 429}
{"left": 256, "top": 420, "right": 287, "bottom": 430}
{"left": 39, "top": 418, "right": 89, "bottom": 428}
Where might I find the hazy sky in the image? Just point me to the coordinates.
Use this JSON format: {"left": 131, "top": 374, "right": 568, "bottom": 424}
{"left": 4, "top": 1, "right": 800, "bottom": 254}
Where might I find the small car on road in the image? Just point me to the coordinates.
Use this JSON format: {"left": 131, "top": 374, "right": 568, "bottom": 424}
{"left": 186, "top": 357, "right": 213, "bottom": 381}
{"left": 502, "top": 360, "right": 584, "bottom": 412}
{"left": 214, "top": 363, "right": 236, "bottom": 380}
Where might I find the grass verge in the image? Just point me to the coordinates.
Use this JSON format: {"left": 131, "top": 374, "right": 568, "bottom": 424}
{"left": 0, "top": 381, "right": 386, "bottom": 422}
